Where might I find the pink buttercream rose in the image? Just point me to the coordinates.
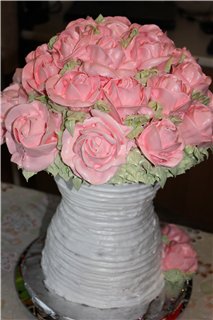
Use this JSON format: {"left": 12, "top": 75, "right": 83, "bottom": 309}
{"left": 5, "top": 101, "right": 61, "bottom": 172}
{"left": 137, "top": 119, "right": 184, "bottom": 167}
{"left": 148, "top": 74, "right": 191, "bottom": 115}
{"left": 170, "top": 47, "right": 197, "bottom": 66}
{"left": 65, "top": 16, "right": 97, "bottom": 32}
{"left": 172, "top": 61, "right": 211, "bottom": 94}
{"left": 61, "top": 110, "right": 132, "bottom": 184}
{"left": 162, "top": 242, "right": 198, "bottom": 273}
{"left": 46, "top": 70, "right": 101, "bottom": 109}
{"left": 80, "top": 37, "right": 135, "bottom": 78}
{"left": 124, "top": 25, "right": 175, "bottom": 70}
{"left": 162, "top": 224, "right": 191, "bottom": 244}
{"left": 1, "top": 84, "right": 28, "bottom": 144}
{"left": 178, "top": 102, "right": 213, "bottom": 147}
{"left": 25, "top": 43, "right": 49, "bottom": 63}
{"left": 22, "top": 52, "right": 60, "bottom": 94}
{"left": 100, "top": 16, "right": 130, "bottom": 38}
{"left": 52, "top": 30, "right": 80, "bottom": 68}
{"left": 103, "top": 77, "right": 148, "bottom": 120}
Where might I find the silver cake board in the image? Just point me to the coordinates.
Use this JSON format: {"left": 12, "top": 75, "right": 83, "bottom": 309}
{"left": 16, "top": 237, "right": 192, "bottom": 320}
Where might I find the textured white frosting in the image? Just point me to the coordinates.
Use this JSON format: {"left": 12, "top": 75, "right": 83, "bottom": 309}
{"left": 41, "top": 177, "right": 164, "bottom": 310}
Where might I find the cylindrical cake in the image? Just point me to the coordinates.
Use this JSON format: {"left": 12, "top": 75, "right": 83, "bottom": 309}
{"left": 41, "top": 177, "right": 164, "bottom": 313}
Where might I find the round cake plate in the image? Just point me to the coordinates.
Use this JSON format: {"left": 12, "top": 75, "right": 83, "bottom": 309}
{"left": 15, "top": 237, "right": 192, "bottom": 320}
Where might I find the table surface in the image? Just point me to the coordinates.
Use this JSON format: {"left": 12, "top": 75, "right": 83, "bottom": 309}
{"left": 1, "top": 182, "right": 213, "bottom": 320}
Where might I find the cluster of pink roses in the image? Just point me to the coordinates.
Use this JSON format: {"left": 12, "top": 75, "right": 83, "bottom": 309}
{"left": 1, "top": 15, "right": 213, "bottom": 185}
{"left": 162, "top": 224, "right": 198, "bottom": 273}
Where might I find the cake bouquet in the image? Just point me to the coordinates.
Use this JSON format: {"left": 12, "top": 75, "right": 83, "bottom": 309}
{"left": 1, "top": 15, "right": 213, "bottom": 320}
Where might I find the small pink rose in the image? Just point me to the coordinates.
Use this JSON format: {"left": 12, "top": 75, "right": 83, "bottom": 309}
{"left": 25, "top": 43, "right": 49, "bottom": 63}
{"left": 46, "top": 70, "right": 101, "bottom": 109}
{"left": 148, "top": 74, "right": 191, "bottom": 115}
{"left": 5, "top": 101, "right": 61, "bottom": 172}
{"left": 124, "top": 27, "right": 175, "bottom": 70}
{"left": 1, "top": 84, "right": 28, "bottom": 144}
{"left": 65, "top": 17, "right": 96, "bottom": 32}
{"left": 61, "top": 110, "right": 132, "bottom": 184}
{"left": 52, "top": 30, "right": 81, "bottom": 68}
{"left": 22, "top": 52, "right": 60, "bottom": 94}
{"left": 170, "top": 47, "right": 197, "bottom": 66}
{"left": 100, "top": 16, "right": 130, "bottom": 38}
{"left": 79, "top": 37, "right": 135, "bottom": 78}
{"left": 162, "top": 224, "right": 191, "bottom": 244}
{"left": 178, "top": 102, "right": 213, "bottom": 146}
{"left": 103, "top": 77, "right": 147, "bottom": 120}
{"left": 172, "top": 61, "right": 211, "bottom": 94}
{"left": 162, "top": 242, "right": 198, "bottom": 273}
{"left": 137, "top": 119, "right": 184, "bottom": 167}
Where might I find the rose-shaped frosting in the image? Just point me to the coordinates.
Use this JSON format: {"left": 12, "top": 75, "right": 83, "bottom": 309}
{"left": 46, "top": 70, "right": 101, "bottom": 109}
{"left": 5, "top": 101, "right": 61, "bottom": 172}
{"left": 162, "top": 224, "right": 191, "bottom": 244}
{"left": 1, "top": 84, "right": 28, "bottom": 144}
{"left": 137, "top": 119, "right": 184, "bottom": 167}
{"left": 61, "top": 110, "right": 132, "bottom": 184}
{"left": 79, "top": 37, "right": 135, "bottom": 78}
{"left": 103, "top": 77, "right": 147, "bottom": 120}
{"left": 179, "top": 102, "right": 213, "bottom": 146}
{"left": 22, "top": 52, "right": 60, "bottom": 94}
{"left": 25, "top": 43, "right": 49, "bottom": 63}
{"left": 100, "top": 16, "right": 130, "bottom": 38}
{"left": 162, "top": 242, "right": 198, "bottom": 273}
{"left": 172, "top": 61, "right": 211, "bottom": 94}
{"left": 148, "top": 74, "right": 191, "bottom": 116}
{"left": 124, "top": 25, "right": 175, "bottom": 70}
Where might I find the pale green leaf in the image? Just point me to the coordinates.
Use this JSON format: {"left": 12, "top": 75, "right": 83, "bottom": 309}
{"left": 72, "top": 177, "right": 83, "bottom": 190}
{"left": 135, "top": 68, "right": 158, "bottom": 86}
{"left": 22, "top": 170, "right": 36, "bottom": 181}
{"left": 48, "top": 35, "right": 57, "bottom": 50}
{"left": 60, "top": 60, "right": 80, "bottom": 75}
{"left": 95, "top": 14, "right": 104, "bottom": 23}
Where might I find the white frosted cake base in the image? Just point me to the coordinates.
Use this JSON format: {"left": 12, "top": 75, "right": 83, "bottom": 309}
{"left": 19, "top": 236, "right": 192, "bottom": 320}
{"left": 41, "top": 178, "right": 164, "bottom": 315}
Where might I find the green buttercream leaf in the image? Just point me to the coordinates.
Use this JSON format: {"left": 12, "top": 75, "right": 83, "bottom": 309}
{"left": 28, "top": 94, "right": 49, "bottom": 105}
{"left": 192, "top": 90, "right": 210, "bottom": 106}
{"left": 127, "top": 126, "right": 143, "bottom": 139}
{"left": 135, "top": 68, "right": 158, "bottom": 86}
{"left": 125, "top": 114, "right": 149, "bottom": 139}
{"left": 169, "top": 115, "right": 182, "bottom": 125}
{"left": 72, "top": 177, "right": 83, "bottom": 190}
{"left": 64, "top": 111, "right": 87, "bottom": 136}
{"left": 149, "top": 101, "right": 163, "bottom": 119}
{"left": 60, "top": 60, "right": 80, "bottom": 75}
{"left": 164, "top": 57, "right": 173, "bottom": 73}
{"left": 164, "top": 269, "right": 187, "bottom": 299}
{"left": 48, "top": 35, "right": 57, "bottom": 50}
{"left": 121, "top": 28, "right": 138, "bottom": 48}
{"left": 28, "top": 92, "right": 37, "bottom": 103}
{"left": 36, "top": 95, "right": 48, "bottom": 104}
{"left": 22, "top": 170, "right": 36, "bottom": 181}
{"left": 65, "top": 119, "right": 76, "bottom": 136}
{"left": 162, "top": 235, "right": 170, "bottom": 244}
{"left": 179, "top": 53, "right": 186, "bottom": 64}
{"left": 93, "top": 100, "right": 110, "bottom": 113}
{"left": 47, "top": 101, "right": 67, "bottom": 113}
{"left": 124, "top": 114, "right": 150, "bottom": 127}
{"left": 47, "top": 154, "right": 73, "bottom": 181}
{"left": 95, "top": 14, "right": 104, "bottom": 23}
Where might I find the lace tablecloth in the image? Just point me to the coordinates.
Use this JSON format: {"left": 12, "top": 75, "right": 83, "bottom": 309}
{"left": 2, "top": 183, "right": 213, "bottom": 320}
